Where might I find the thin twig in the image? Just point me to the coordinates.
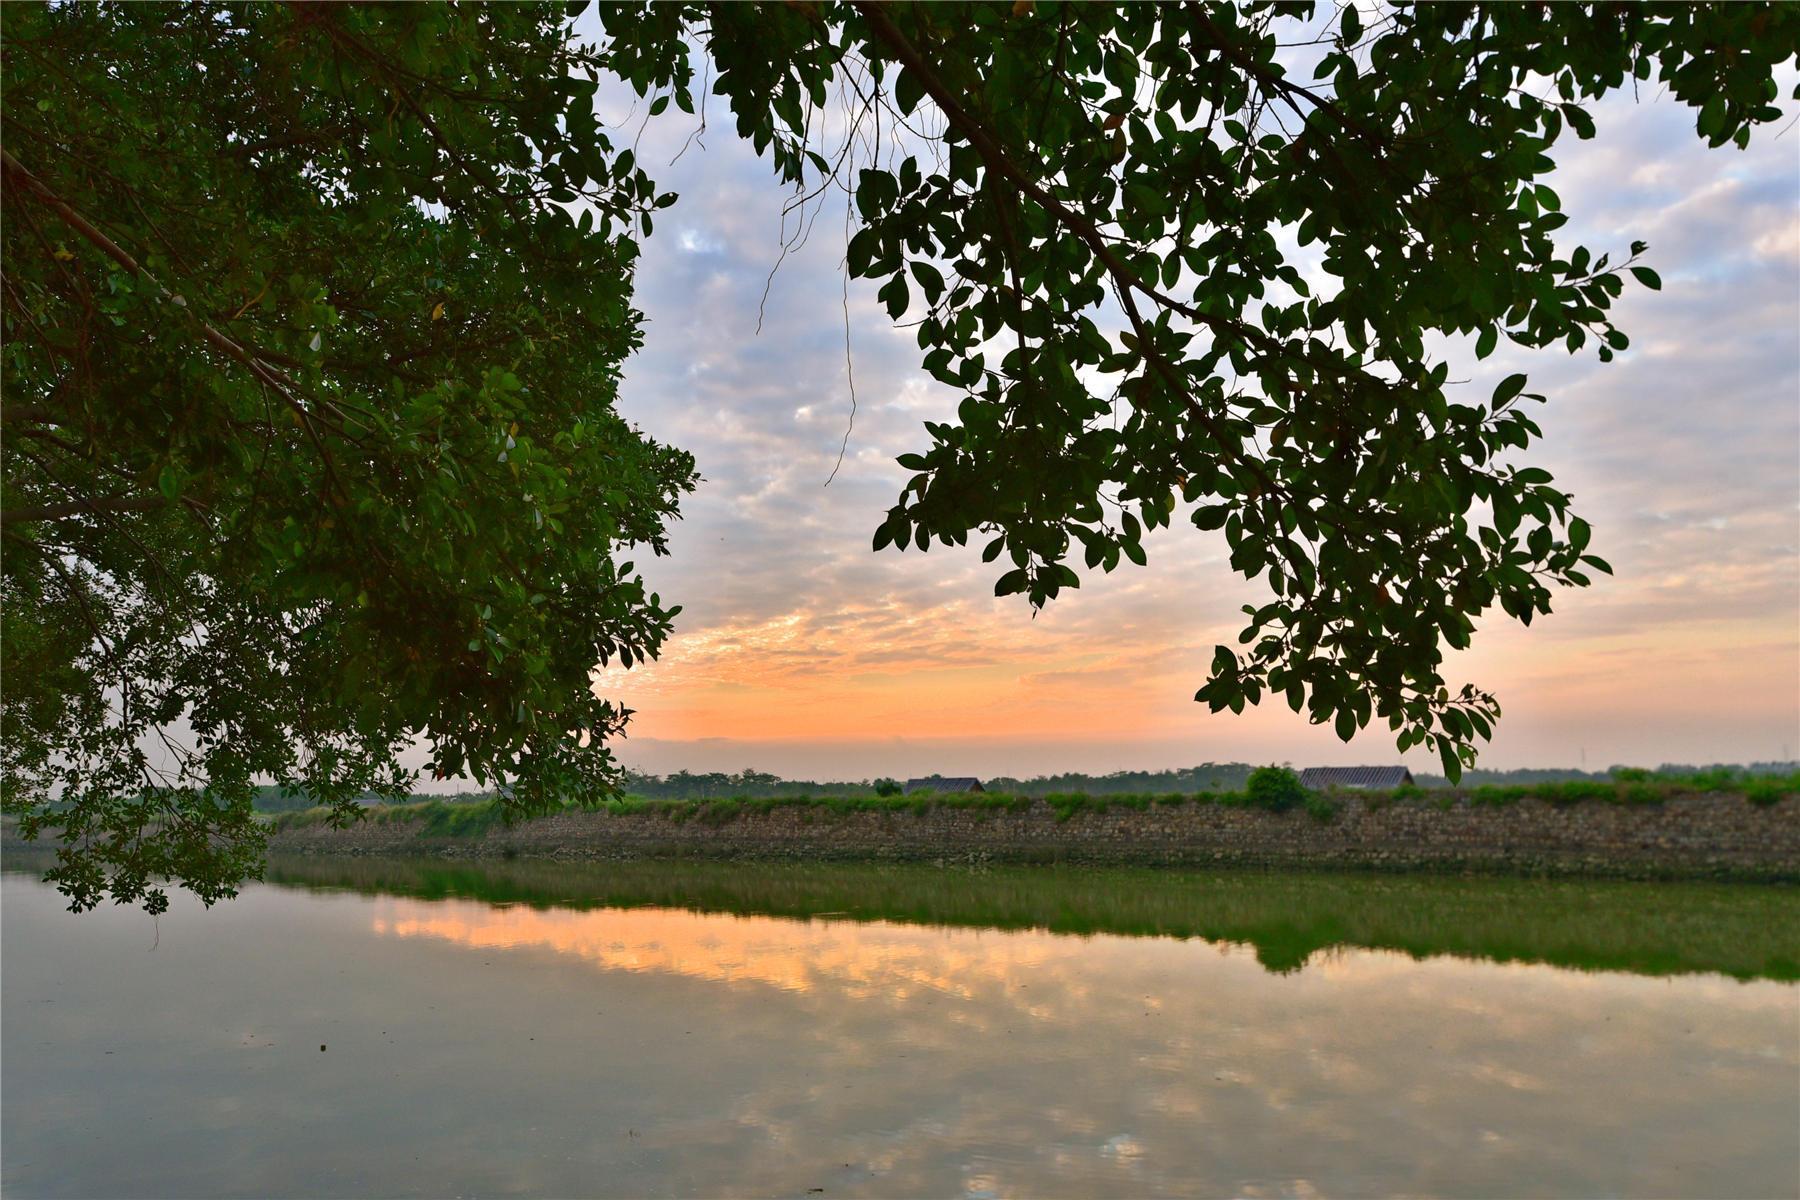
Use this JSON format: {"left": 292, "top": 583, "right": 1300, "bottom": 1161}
{"left": 825, "top": 185, "right": 857, "bottom": 487}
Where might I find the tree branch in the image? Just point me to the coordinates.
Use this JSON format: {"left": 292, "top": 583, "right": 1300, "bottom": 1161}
{"left": 2, "top": 147, "right": 375, "bottom": 545}
{"left": 1, "top": 495, "right": 168, "bottom": 526}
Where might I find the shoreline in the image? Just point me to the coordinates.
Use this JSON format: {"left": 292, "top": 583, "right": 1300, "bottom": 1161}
{"left": 254, "top": 791, "right": 1800, "bottom": 882}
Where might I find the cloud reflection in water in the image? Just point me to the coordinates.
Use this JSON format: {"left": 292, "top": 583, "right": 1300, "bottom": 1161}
{"left": 368, "top": 894, "right": 1798, "bottom": 1197}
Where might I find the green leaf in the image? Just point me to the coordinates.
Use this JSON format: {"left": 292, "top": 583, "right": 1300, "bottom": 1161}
{"left": 878, "top": 275, "right": 909, "bottom": 319}
{"left": 894, "top": 66, "right": 925, "bottom": 116}
{"left": 1491, "top": 373, "right": 1528, "bottom": 410}
{"left": 1561, "top": 103, "right": 1596, "bottom": 139}
{"left": 1437, "top": 736, "right": 1462, "bottom": 783}
{"left": 910, "top": 261, "right": 945, "bottom": 302}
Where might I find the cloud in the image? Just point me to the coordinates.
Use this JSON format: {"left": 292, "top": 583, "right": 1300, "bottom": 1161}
{"left": 587, "top": 49, "right": 1799, "bottom": 776}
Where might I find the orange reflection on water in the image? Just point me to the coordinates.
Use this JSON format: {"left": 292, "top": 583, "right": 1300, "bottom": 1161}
{"left": 363, "top": 893, "right": 1796, "bottom": 1061}
{"left": 371, "top": 901, "right": 1090, "bottom": 1008}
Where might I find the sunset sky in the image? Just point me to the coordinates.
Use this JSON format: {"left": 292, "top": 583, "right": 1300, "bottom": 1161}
{"left": 588, "top": 54, "right": 1800, "bottom": 781}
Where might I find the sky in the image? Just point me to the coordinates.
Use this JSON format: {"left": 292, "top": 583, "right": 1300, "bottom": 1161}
{"left": 582, "top": 36, "right": 1800, "bottom": 781}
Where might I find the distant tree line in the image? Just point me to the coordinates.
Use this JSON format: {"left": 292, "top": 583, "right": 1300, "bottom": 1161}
{"left": 1411, "top": 763, "right": 1800, "bottom": 789}
{"left": 616, "top": 761, "right": 1800, "bottom": 799}
{"left": 247, "top": 761, "right": 1800, "bottom": 812}
{"left": 619, "top": 770, "right": 884, "bottom": 800}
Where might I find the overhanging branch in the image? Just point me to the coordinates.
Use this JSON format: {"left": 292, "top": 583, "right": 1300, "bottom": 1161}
{"left": 2, "top": 495, "right": 169, "bottom": 526}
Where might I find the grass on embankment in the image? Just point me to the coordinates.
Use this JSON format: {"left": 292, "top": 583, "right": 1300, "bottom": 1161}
{"left": 265, "top": 769, "right": 1798, "bottom": 838}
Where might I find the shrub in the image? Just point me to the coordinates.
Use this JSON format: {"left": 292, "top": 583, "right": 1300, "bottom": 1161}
{"left": 415, "top": 798, "right": 505, "bottom": 838}
{"left": 1687, "top": 766, "right": 1740, "bottom": 790}
{"left": 1539, "top": 780, "right": 1613, "bottom": 807}
{"left": 1746, "top": 778, "right": 1788, "bottom": 807}
{"left": 1245, "top": 766, "right": 1306, "bottom": 814}
{"left": 1303, "top": 792, "right": 1340, "bottom": 823}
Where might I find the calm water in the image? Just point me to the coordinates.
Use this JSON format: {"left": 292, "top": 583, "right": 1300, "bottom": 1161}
{"left": 4, "top": 856, "right": 1797, "bottom": 1198}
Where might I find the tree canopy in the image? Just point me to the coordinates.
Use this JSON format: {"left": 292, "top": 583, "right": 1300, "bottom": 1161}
{"left": 4, "top": 1, "right": 1794, "bottom": 911}
{"left": 2, "top": 3, "right": 694, "bottom": 909}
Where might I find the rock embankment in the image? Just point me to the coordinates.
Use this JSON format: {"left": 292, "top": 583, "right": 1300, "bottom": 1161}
{"left": 265, "top": 792, "right": 1799, "bottom": 881}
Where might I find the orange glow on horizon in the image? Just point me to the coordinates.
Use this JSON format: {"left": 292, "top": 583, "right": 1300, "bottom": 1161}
{"left": 588, "top": 573, "right": 1798, "bottom": 769}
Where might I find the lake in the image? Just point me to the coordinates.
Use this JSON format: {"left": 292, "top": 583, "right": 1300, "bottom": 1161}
{"left": 4, "top": 855, "right": 1797, "bottom": 1198}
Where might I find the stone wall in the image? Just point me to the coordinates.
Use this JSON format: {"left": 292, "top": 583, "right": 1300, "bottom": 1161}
{"left": 266, "top": 792, "right": 1800, "bottom": 880}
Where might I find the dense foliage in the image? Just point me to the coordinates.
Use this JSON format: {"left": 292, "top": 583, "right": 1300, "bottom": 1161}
{"left": 4, "top": 2, "right": 1794, "bottom": 910}
{"left": 2, "top": 5, "right": 693, "bottom": 910}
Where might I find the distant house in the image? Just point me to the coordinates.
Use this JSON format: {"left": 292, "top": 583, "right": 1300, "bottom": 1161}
{"left": 1299, "top": 766, "right": 1414, "bottom": 790}
{"left": 904, "top": 777, "right": 985, "bottom": 795}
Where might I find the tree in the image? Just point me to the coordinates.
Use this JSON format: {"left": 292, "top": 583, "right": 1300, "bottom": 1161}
{"left": 4, "top": 2, "right": 1793, "bottom": 911}
{"left": 2, "top": 4, "right": 694, "bottom": 911}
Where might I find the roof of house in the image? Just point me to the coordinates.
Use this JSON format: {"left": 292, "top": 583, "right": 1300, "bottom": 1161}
{"left": 904, "top": 777, "right": 985, "bottom": 794}
{"left": 1299, "top": 766, "right": 1414, "bottom": 790}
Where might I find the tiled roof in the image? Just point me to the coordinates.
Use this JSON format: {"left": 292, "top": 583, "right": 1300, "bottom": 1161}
{"left": 1298, "top": 766, "right": 1415, "bottom": 790}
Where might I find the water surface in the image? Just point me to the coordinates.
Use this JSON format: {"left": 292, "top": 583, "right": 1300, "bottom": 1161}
{"left": 4, "top": 857, "right": 1796, "bottom": 1197}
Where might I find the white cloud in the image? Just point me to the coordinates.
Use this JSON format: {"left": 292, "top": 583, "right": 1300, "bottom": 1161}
{"left": 589, "top": 42, "right": 1799, "bottom": 775}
